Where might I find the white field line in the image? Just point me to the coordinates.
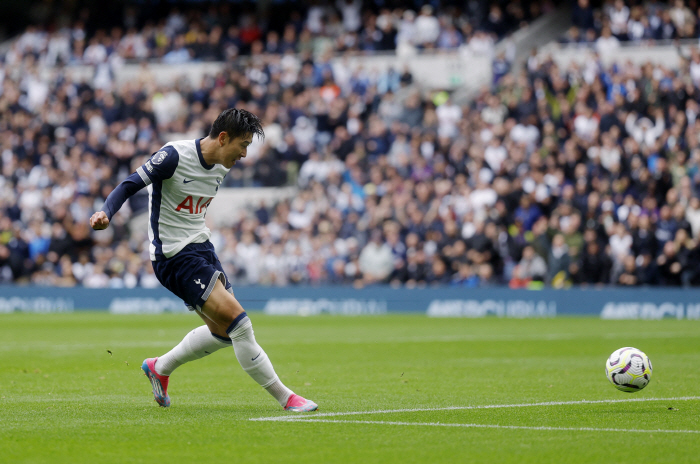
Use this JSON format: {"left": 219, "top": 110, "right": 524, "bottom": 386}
{"left": 279, "top": 419, "right": 700, "bottom": 434}
{"left": 250, "top": 396, "right": 700, "bottom": 422}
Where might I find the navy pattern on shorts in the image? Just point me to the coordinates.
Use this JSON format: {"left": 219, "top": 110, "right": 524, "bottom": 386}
{"left": 152, "top": 241, "right": 232, "bottom": 311}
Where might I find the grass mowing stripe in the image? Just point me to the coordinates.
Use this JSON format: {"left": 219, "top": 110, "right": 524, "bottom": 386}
{"left": 251, "top": 396, "right": 700, "bottom": 421}
{"left": 0, "top": 341, "right": 178, "bottom": 351}
{"left": 281, "top": 419, "right": 700, "bottom": 434}
{"left": 2, "top": 329, "right": 697, "bottom": 351}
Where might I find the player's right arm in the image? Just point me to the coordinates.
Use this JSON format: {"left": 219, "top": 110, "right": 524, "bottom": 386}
{"left": 89, "top": 171, "right": 147, "bottom": 230}
{"left": 90, "top": 146, "right": 179, "bottom": 230}
{"left": 90, "top": 211, "right": 110, "bottom": 230}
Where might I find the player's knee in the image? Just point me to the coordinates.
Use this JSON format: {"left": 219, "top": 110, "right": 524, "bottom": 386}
{"left": 210, "top": 327, "right": 230, "bottom": 340}
{"left": 225, "top": 310, "right": 251, "bottom": 338}
{"left": 220, "top": 299, "right": 245, "bottom": 323}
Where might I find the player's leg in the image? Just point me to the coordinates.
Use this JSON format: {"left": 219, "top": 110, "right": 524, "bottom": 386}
{"left": 142, "top": 246, "right": 234, "bottom": 407}
{"left": 201, "top": 280, "right": 318, "bottom": 411}
{"left": 142, "top": 324, "right": 231, "bottom": 407}
{"left": 153, "top": 323, "right": 232, "bottom": 376}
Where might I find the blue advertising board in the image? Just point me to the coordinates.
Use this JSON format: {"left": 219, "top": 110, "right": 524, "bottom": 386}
{"left": 1, "top": 285, "right": 700, "bottom": 319}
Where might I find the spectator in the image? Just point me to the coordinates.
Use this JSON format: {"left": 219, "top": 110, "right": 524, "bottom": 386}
{"left": 514, "top": 196, "right": 542, "bottom": 232}
{"left": 517, "top": 244, "right": 548, "bottom": 283}
{"left": 358, "top": 230, "right": 393, "bottom": 284}
{"left": 413, "top": 5, "right": 440, "bottom": 48}
{"left": 337, "top": 0, "right": 362, "bottom": 33}
{"left": 435, "top": 95, "right": 462, "bottom": 140}
{"left": 572, "top": 0, "right": 595, "bottom": 32}
{"left": 83, "top": 263, "right": 110, "bottom": 288}
{"left": 657, "top": 240, "right": 683, "bottom": 286}
{"left": 547, "top": 233, "right": 570, "bottom": 286}
{"left": 669, "top": 0, "right": 696, "bottom": 37}
{"left": 616, "top": 254, "right": 640, "bottom": 286}
{"left": 162, "top": 35, "right": 191, "bottom": 64}
{"left": 608, "top": 0, "right": 630, "bottom": 39}
{"left": 608, "top": 222, "right": 633, "bottom": 267}
{"left": 575, "top": 241, "right": 612, "bottom": 285}
{"left": 426, "top": 256, "right": 451, "bottom": 285}
{"left": 452, "top": 261, "right": 480, "bottom": 288}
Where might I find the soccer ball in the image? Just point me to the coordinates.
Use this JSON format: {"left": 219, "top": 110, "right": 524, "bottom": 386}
{"left": 605, "top": 347, "right": 652, "bottom": 392}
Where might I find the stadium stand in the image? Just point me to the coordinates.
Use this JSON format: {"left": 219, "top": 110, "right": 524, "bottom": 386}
{"left": 563, "top": 0, "right": 700, "bottom": 45}
{"left": 1, "top": 1, "right": 699, "bottom": 289}
{"left": 2, "top": 1, "right": 545, "bottom": 63}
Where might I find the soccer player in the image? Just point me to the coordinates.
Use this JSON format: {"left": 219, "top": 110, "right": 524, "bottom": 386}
{"left": 89, "top": 108, "right": 318, "bottom": 412}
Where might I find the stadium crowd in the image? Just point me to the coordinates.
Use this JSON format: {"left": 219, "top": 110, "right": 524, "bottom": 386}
{"left": 563, "top": 0, "right": 700, "bottom": 48}
{"left": 5, "top": 0, "right": 543, "bottom": 66}
{"left": 1, "top": 1, "right": 700, "bottom": 289}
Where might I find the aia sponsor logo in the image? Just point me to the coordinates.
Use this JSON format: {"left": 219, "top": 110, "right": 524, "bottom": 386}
{"left": 176, "top": 196, "right": 213, "bottom": 214}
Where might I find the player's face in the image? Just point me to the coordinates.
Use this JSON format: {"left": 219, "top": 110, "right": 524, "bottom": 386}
{"left": 224, "top": 133, "right": 253, "bottom": 168}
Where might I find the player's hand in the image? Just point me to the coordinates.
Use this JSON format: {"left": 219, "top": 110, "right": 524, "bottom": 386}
{"left": 90, "top": 211, "right": 110, "bottom": 230}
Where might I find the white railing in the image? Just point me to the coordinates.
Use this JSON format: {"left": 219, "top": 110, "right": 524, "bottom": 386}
{"left": 540, "top": 39, "right": 700, "bottom": 69}
{"left": 52, "top": 49, "right": 491, "bottom": 92}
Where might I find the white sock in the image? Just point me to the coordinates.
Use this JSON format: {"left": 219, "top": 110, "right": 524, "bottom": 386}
{"left": 155, "top": 325, "right": 231, "bottom": 376}
{"left": 227, "top": 313, "right": 293, "bottom": 407}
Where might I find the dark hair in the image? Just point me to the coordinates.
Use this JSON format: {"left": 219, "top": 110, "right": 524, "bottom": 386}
{"left": 209, "top": 108, "right": 265, "bottom": 142}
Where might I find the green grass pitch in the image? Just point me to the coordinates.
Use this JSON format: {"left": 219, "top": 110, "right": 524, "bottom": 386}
{"left": 1, "top": 312, "right": 699, "bottom": 463}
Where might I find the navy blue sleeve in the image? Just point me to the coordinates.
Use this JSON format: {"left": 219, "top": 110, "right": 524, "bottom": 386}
{"left": 101, "top": 172, "right": 147, "bottom": 220}
{"left": 102, "top": 146, "right": 179, "bottom": 221}
{"left": 139, "top": 146, "right": 179, "bottom": 183}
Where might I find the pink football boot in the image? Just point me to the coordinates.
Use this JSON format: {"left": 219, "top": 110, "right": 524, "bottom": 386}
{"left": 284, "top": 394, "right": 318, "bottom": 412}
{"left": 141, "top": 357, "right": 171, "bottom": 407}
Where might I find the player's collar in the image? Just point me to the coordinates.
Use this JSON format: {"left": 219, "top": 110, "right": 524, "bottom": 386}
{"left": 196, "top": 138, "right": 215, "bottom": 170}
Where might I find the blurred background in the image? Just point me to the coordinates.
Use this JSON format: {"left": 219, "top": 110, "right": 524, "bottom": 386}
{"left": 1, "top": 0, "right": 700, "bottom": 295}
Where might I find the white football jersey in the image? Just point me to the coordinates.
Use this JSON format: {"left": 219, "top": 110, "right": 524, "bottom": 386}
{"left": 136, "top": 139, "right": 229, "bottom": 261}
